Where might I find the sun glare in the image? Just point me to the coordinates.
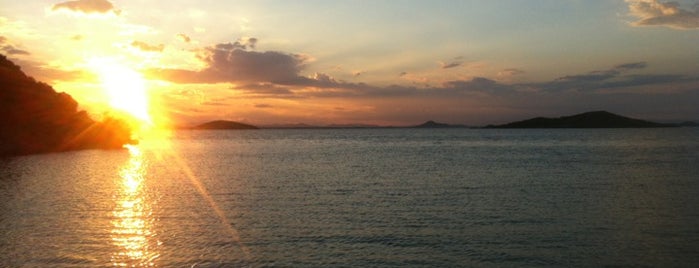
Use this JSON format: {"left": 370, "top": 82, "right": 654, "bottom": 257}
{"left": 90, "top": 58, "right": 152, "bottom": 124}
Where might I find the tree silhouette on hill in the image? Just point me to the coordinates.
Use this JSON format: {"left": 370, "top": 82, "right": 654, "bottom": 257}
{"left": 0, "top": 54, "right": 134, "bottom": 156}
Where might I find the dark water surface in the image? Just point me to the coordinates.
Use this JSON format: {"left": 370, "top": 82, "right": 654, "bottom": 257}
{"left": 1, "top": 128, "right": 698, "bottom": 267}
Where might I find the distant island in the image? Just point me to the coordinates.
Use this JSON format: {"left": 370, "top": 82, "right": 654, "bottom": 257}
{"left": 191, "top": 120, "right": 259, "bottom": 130}
{"left": 413, "top": 120, "right": 466, "bottom": 128}
{"left": 0, "top": 54, "right": 134, "bottom": 156}
{"left": 487, "top": 111, "right": 675, "bottom": 128}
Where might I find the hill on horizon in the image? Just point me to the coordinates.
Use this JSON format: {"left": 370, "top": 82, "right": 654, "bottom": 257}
{"left": 413, "top": 120, "right": 464, "bottom": 128}
{"left": 488, "top": 111, "right": 674, "bottom": 128}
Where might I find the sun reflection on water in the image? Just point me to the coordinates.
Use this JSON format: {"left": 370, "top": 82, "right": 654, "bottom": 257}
{"left": 111, "top": 145, "right": 159, "bottom": 266}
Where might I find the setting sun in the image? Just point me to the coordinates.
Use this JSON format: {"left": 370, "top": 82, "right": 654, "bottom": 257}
{"left": 90, "top": 58, "right": 151, "bottom": 124}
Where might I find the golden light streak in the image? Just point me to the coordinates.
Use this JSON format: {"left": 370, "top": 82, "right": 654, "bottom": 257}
{"left": 168, "top": 148, "right": 252, "bottom": 260}
{"left": 129, "top": 134, "right": 251, "bottom": 261}
{"left": 145, "top": 136, "right": 251, "bottom": 260}
{"left": 111, "top": 145, "right": 159, "bottom": 267}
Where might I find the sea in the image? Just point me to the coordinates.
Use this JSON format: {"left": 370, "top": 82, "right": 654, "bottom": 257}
{"left": 1, "top": 128, "right": 698, "bottom": 267}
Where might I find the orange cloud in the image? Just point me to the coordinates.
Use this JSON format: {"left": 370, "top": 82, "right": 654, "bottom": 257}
{"left": 176, "top": 33, "right": 191, "bottom": 43}
{"left": 52, "top": 0, "right": 119, "bottom": 15}
{"left": 130, "top": 41, "right": 164, "bottom": 52}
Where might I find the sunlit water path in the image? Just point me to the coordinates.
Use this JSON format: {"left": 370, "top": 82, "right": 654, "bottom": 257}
{"left": 110, "top": 145, "right": 158, "bottom": 266}
{"left": 1, "top": 128, "right": 698, "bottom": 267}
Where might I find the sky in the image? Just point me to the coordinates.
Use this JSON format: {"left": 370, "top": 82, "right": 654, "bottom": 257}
{"left": 1, "top": 0, "right": 698, "bottom": 126}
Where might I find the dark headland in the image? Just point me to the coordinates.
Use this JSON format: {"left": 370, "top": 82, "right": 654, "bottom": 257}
{"left": 487, "top": 111, "right": 675, "bottom": 128}
{"left": 191, "top": 120, "right": 258, "bottom": 130}
{"left": 0, "top": 54, "right": 134, "bottom": 156}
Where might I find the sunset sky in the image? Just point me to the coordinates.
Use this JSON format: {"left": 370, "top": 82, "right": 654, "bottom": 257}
{"left": 1, "top": 0, "right": 698, "bottom": 126}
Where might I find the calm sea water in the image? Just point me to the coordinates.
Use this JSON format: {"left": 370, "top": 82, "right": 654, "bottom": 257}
{"left": 1, "top": 128, "right": 698, "bottom": 267}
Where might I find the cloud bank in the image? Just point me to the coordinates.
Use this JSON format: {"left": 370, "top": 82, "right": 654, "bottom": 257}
{"left": 626, "top": 0, "right": 699, "bottom": 29}
{"left": 149, "top": 39, "right": 696, "bottom": 102}
{"left": 147, "top": 38, "right": 698, "bottom": 124}
{"left": 0, "top": 36, "right": 30, "bottom": 55}
{"left": 148, "top": 39, "right": 307, "bottom": 84}
{"left": 532, "top": 61, "right": 694, "bottom": 92}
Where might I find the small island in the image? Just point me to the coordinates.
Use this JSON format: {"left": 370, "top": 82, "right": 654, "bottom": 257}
{"left": 413, "top": 120, "right": 463, "bottom": 128}
{"left": 191, "top": 120, "right": 259, "bottom": 130}
{"left": 487, "top": 111, "right": 674, "bottom": 128}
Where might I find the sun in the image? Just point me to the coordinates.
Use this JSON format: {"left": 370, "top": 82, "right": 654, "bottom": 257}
{"left": 89, "top": 58, "right": 152, "bottom": 124}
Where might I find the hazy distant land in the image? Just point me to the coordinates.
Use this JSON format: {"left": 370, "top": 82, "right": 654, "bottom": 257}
{"left": 184, "top": 120, "right": 467, "bottom": 129}
{"left": 0, "top": 54, "right": 134, "bottom": 156}
{"left": 189, "top": 111, "right": 693, "bottom": 130}
{"left": 191, "top": 120, "right": 258, "bottom": 130}
{"left": 486, "top": 111, "right": 676, "bottom": 128}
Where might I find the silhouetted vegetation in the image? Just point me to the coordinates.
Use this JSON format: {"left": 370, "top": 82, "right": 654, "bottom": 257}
{"left": 487, "top": 111, "right": 675, "bottom": 128}
{"left": 0, "top": 54, "right": 134, "bottom": 156}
